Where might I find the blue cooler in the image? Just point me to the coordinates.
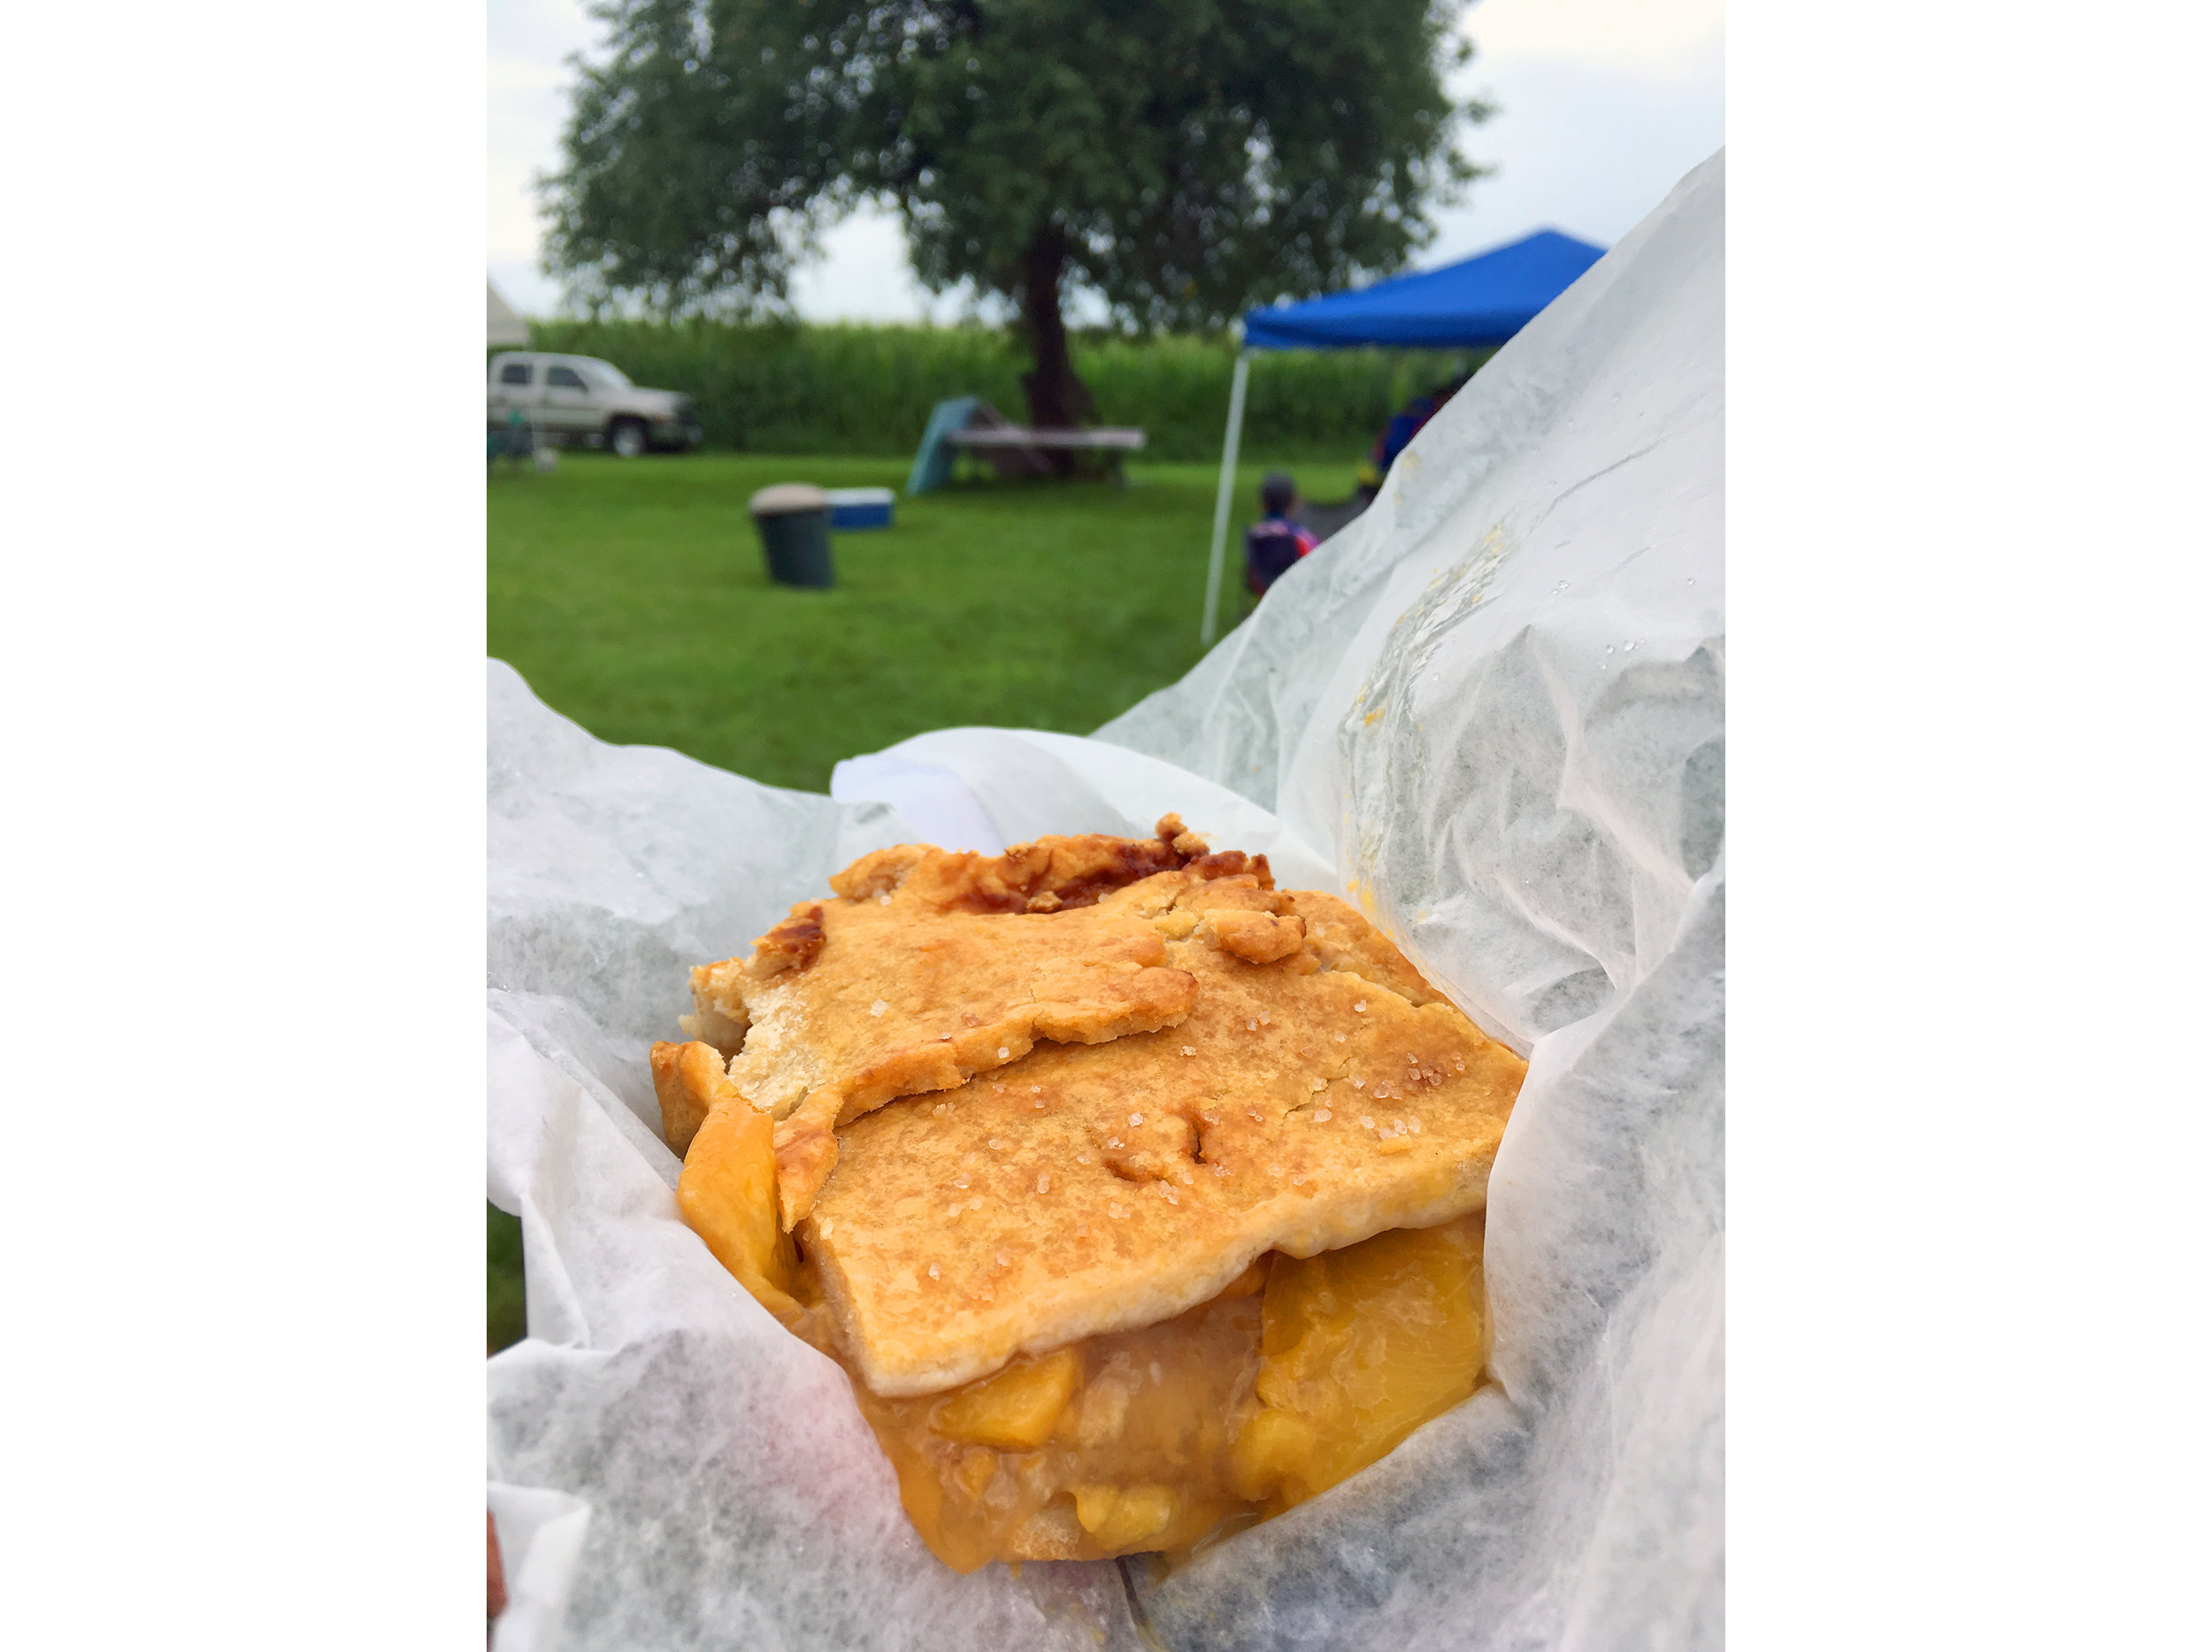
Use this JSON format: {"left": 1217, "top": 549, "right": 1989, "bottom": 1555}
{"left": 826, "top": 487, "right": 895, "bottom": 531}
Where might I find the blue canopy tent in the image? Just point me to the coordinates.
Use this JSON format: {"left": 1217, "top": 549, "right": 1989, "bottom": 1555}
{"left": 1201, "top": 227, "right": 1606, "bottom": 641}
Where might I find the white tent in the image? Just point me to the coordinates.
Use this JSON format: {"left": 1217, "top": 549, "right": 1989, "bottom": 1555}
{"left": 488, "top": 281, "right": 530, "bottom": 349}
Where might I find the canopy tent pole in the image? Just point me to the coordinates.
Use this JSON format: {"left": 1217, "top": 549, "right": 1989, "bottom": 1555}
{"left": 1201, "top": 350, "right": 1252, "bottom": 646}
{"left": 1198, "top": 229, "right": 1603, "bottom": 644}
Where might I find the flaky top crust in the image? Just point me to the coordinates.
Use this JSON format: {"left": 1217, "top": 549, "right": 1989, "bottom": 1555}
{"left": 687, "top": 817, "right": 1279, "bottom": 1226}
{"left": 802, "top": 881, "right": 1525, "bottom": 1395}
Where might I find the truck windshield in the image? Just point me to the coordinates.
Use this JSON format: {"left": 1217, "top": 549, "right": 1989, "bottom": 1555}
{"left": 583, "top": 362, "right": 633, "bottom": 389}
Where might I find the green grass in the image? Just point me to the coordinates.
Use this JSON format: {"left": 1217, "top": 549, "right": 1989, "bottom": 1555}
{"left": 488, "top": 449, "right": 1363, "bottom": 792}
{"left": 488, "top": 1203, "right": 526, "bottom": 1354}
{"left": 485, "top": 446, "right": 1364, "bottom": 1350}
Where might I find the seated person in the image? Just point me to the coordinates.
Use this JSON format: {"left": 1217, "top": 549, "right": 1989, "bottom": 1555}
{"left": 1245, "top": 471, "right": 1320, "bottom": 595}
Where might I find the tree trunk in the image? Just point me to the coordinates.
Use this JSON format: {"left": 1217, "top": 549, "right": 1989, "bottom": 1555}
{"left": 1017, "top": 230, "right": 1094, "bottom": 473}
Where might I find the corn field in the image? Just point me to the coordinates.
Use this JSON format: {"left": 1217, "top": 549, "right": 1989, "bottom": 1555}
{"left": 519, "top": 319, "right": 1494, "bottom": 462}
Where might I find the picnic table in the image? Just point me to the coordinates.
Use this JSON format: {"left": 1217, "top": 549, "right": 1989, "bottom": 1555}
{"left": 909, "top": 397, "right": 1147, "bottom": 492}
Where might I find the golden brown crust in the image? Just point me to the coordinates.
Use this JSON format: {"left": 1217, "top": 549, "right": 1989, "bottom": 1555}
{"left": 1285, "top": 890, "right": 1448, "bottom": 1006}
{"left": 829, "top": 815, "right": 1268, "bottom": 917}
{"left": 800, "top": 884, "right": 1525, "bottom": 1396}
{"left": 773, "top": 1124, "right": 841, "bottom": 1213}
{"left": 650, "top": 1039, "right": 727, "bottom": 1157}
{"left": 746, "top": 877, "right": 1206, "bottom": 1226}
{"left": 687, "top": 821, "right": 1290, "bottom": 1230}
{"left": 1205, "top": 907, "right": 1307, "bottom": 964}
{"left": 754, "top": 903, "right": 827, "bottom": 977}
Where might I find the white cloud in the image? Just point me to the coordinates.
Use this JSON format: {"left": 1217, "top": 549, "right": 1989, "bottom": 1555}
{"left": 786, "top": 211, "right": 962, "bottom": 326}
{"left": 485, "top": 0, "right": 1724, "bottom": 320}
{"left": 488, "top": 0, "right": 603, "bottom": 315}
{"left": 1466, "top": 0, "right": 1724, "bottom": 75}
{"left": 1432, "top": 10, "right": 1724, "bottom": 258}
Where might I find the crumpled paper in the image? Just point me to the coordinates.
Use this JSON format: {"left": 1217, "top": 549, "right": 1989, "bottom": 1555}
{"left": 488, "top": 149, "right": 1724, "bottom": 1651}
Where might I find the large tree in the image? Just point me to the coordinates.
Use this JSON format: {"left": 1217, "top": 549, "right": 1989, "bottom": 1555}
{"left": 545, "top": 0, "right": 1485, "bottom": 435}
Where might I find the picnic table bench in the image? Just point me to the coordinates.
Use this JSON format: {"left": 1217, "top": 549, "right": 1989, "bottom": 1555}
{"left": 909, "top": 397, "right": 1147, "bottom": 492}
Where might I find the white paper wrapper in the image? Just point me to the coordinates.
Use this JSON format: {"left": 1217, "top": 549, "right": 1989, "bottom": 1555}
{"left": 488, "top": 150, "right": 1724, "bottom": 1651}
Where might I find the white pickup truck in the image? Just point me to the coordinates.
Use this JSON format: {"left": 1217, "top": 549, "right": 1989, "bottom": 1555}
{"left": 488, "top": 352, "right": 703, "bottom": 457}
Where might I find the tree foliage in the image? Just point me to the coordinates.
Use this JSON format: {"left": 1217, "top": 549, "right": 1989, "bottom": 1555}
{"left": 546, "top": 0, "right": 1486, "bottom": 431}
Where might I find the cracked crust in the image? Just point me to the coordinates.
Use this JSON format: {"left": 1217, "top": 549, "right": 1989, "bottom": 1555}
{"left": 799, "top": 883, "right": 1525, "bottom": 1396}
{"left": 687, "top": 817, "right": 1276, "bottom": 1226}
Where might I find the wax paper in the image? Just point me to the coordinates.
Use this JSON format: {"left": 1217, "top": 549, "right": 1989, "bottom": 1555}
{"left": 488, "top": 150, "right": 1723, "bottom": 1650}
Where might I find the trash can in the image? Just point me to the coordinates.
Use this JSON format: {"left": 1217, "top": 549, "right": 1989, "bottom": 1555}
{"left": 749, "top": 483, "right": 835, "bottom": 588}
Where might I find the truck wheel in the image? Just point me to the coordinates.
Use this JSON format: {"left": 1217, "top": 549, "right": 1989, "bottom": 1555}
{"left": 609, "top": 419, "right": 647, "bottom": 459}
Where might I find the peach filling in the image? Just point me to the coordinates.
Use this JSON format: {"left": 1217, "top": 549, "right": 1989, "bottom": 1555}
{"left": 679, "top": 1095, "right": 1490, "bottom": 1573}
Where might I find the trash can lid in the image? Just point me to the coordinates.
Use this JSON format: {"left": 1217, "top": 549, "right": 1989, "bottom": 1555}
{"left": 749, "top": 482, "right": 830, "bottom": 516}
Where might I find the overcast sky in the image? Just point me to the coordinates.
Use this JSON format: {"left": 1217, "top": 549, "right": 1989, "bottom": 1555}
{"left": 488, "top": 0, "right": 1724, "bottom": 322}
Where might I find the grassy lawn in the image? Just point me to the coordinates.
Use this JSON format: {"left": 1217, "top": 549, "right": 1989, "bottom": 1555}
{"left": 488, "top": 450, "right": 1363, "bottom": 791}
{"left": 488, "top": 1204, "right": 526, "bottom": 1354}
{"left": 486, "top": 446, "right": 1364, "bottom": 1350}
